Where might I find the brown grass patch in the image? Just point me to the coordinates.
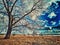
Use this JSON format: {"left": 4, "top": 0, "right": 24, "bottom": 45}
{"left": 0, "top": 35, "right": 60, "bottom": 45}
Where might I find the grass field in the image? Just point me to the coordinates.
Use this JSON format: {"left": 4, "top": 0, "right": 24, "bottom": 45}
{"left": 0, "top": 35, "right": 60, "bottom": 45}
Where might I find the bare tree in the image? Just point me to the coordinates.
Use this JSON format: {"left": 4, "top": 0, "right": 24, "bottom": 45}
{"left": 0, "top": 0, "right": 45, "bottom": 39}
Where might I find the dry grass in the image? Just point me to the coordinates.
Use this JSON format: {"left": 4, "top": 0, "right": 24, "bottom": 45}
{"left": 0, "top": 35, "right": 60, "bottom": 45}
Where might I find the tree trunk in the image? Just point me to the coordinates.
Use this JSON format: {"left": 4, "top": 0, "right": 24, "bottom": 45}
{"left": 4, "top": 13, "right": 12, "bottom": 39}
{"left": 4, "top": 26, "right": 12, "bottom": 39}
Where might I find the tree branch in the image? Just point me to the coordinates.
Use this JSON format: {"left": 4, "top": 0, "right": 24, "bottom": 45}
{"left": 31, "top": 0, "right": 41, "bottom": 10}
{"left": 13, "top": 25, "right": 27, "bottom": 28}
{"left": 2, "top": 0, "right": 8, "bottom": 11}
{"left": 6, "top": 0, "right": 10, "bottom": 11}
{"left": 12, "top": 0, "right": 41, "bottom": 26}
{"left": 12, "top": 9, "right": 35, "bottom": 26}
{"left": 10, "top": 0, "right": 18, "bottom": 13}
{"left": 6, "top": 0, "right": 9, "bottom": 7}
{"left": 13, "top": 23, "right": 42, "bottom": 30}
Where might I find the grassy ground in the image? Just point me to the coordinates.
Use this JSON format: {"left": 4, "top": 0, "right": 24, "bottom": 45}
{"left": 0, "top": 35, "right": 60, "bottom": 45}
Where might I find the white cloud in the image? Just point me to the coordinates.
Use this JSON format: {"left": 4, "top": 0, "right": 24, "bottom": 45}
{"left": 48, "top": 12, "right": 56, "bottom": 19}
{"left": 51, "top": 21, "right": 56, "bottom": 25}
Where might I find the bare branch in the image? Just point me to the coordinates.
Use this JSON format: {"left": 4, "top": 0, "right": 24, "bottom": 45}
{"left": 13, "top": 23, "right": 42, "bottom": 30}
{"left": 10, "top": 0, "right": 18, "bottom": 13}
{"left": 31, "top": 0, "right": 41, "bottom": 10}
{"left": 12, "top": 0, "right": 41, "bottom": 26}
{"left": 2, "top": 0, "right": 8, "bottom": 11}
{"left": 13, "top": 25, "right": 27, "bottom": 28}
{"left": 6, "top": 0, "right": 9, "bottom": 7}
{"left": 6, "top": 0, "right": 10, "bottom": 11}
{"left": 12, "top": 9, "right": 35, "bottom": 26}
{"left": 13, "top": 24, "right": 35, "bottom": 30}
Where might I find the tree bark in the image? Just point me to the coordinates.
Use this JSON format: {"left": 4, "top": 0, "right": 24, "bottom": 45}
{"left": 4, "top": 13, "right": 12, "bottom": 39}
{"left": 4, "top": 25, "right": 12, "bottom": 39}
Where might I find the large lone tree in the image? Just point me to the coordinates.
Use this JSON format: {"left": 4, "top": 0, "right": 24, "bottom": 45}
{"left": 0, "top": 0, "right": 45, "bottom": 39}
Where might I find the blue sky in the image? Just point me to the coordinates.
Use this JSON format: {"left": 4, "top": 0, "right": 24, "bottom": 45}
{"left": 38, "top": 0, "right": 60, "bottom": 27}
